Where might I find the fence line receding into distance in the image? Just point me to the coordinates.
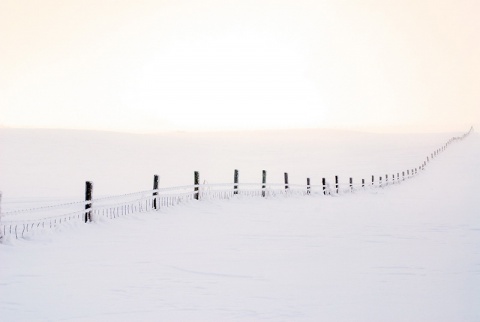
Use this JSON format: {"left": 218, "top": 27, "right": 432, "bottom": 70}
{"left": 0, "top": 127, "right": 474, "bottom": 242}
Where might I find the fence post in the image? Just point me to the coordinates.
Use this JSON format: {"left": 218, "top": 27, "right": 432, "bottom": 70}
{"left": 402, "top": 171, "right": 405, "bottom": 181}
{"left": 284, "top": 173, "right": 289, "bottom": 192}
{"left": 362, "top": 179, "right": 365, "bottom": 188}
{"left": 0, "top": 191, "right": 2, "bottom": 242}
{"left": 407, "top": 170, "right": 410, "bottom": 178}
{"left": 153, "top": 175, "right": 159, "bottom": 210}
{"left": 262, "top": 170, "right": 267, "bottom": 197}
{"left": 85, "top": 181, "right": 93, "bottom": 223}
{"left": 335, "top": 175, "right": 339, "bottom": 194}
{"left": 372, "top": 175, "right": 374, "bottom": 186}
{"left": 194, "top": 171, "right": 200, "bottom": 200}
{"left": 385, "top": 174, "right": 388, "bottom": 185}
{"left": 322, "top": 178, "right": 326, "bottom": 195}
{"left": 0, "top": 191, "right": 2, "bottom": 225}
{"left": 234, "top": 169, "right": 239, "bottom": 195}
{"left": 349, "top": 177, "right": 353, "bottom": 192}
{"left": 307, "top": 178, "right": 311, "bottom": 195}
{"left": 379, "top": 176, "right": 382, "bottom": 187}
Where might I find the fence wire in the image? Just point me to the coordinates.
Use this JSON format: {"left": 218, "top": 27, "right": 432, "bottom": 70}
{"left": 0, "top": 127, "right": 474, "bottom": 242}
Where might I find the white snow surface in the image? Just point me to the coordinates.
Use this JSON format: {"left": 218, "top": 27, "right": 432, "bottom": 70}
{"left": 1, "top": 129, "right": 480, "bottom": 321}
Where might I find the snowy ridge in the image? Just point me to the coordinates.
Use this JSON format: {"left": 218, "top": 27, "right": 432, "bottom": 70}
{"left": 0, "top": 127, "right": 474, "bottom": 242}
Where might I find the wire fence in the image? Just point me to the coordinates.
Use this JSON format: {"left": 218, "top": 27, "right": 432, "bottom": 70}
{"left": 0, "top": 126, "right": 474, "bottom": 242}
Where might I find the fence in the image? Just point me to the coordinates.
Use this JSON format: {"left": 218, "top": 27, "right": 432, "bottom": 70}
{"left": 0, "top": 126, "right": 474, "bottom": 242}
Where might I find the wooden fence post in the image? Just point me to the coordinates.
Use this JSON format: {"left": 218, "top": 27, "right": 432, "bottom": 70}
{"left": 379, "top": 176, "right": 382, "bottom": 187}
{"left": 153, "top": 174, "right": 159, "bottom": 210}
{"left": 234, "top": 169, "right": 239, "bottom": 195}
{"left": 372, "top": 175, "right": 374, "bottom": 186}
{"left": 284, "top": 173, "right": 289, "bottom": 192}
{"left": 349, "top": 177, "right": 353, "bottom": 192}
{"left": 322, "top": 178, "right": 326, "bottom": 195}
{"left": 362, "top": 179, "right": 365, "bottom": 188}
{"left": 85, "top": 181, "right": 93, "bottom": 223}
{"left": 262, "top": 170, "right": 267, "bottom": 197}
{"left": 194, "top": 171, "right": 200, "bottom": 200}
{"left": 307, "top": 178, "right": 311, "bottom": 195}
{"left": 335, "top": 175, "right": 339, "bottom": 194}
{"left": 385, "top": 174, "right": 388, "bottom": 185}
{"left": 402, "top": 171, "right": 405, "bottom": 181}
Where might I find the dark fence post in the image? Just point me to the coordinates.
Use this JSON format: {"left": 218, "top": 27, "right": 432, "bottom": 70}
{"left": 362, "top": 179, "right": 365, "bottom": 188}
{"left": 371, "top": 175, "right": 374, "bottom": 186}
{"left": 379, "top": 176, "right": 382, "bottom": 187}
{"left": 402, "top": 171, "right": 405, "bottom": 181}
{"left": 85, "top": 181, "right": 93, "bottom": 223}
{"left": 153, "top": 174, "right": 159, "bottom": 210}
{"left": 385, "top": 174, "right": 388, "bottom": 185}
{"left": 194, "top": 171, "right": 200, "bottom": 200}
{"left": 234, "top": 169, "right": 239, "bottom": 195}
{"left": 349, "top": 177, "right": 353, "bottom": 192}
{"left": 262, "top": 170, "right": 267, "bottom": 197}
{"left": 307, "top": 178, "right": 311, "bottom": 195}
{"left": 335, "top": 175, "right": 339, "bottom": 194}
{"left": 322, "top": 178, "right": 326, "bottom": 195}
{"left": 284, "top": 173, "right": 289, "bottom": 192}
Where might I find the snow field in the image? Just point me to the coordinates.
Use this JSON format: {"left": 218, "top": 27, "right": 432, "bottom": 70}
{"left": 0, "top": 131, "right": 479, "bottom": 321}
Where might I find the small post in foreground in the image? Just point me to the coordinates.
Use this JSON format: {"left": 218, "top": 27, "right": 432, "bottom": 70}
{"left": 85, "top": 181, "right": 93, "bottom": 223}
{"left": 194, "top": 171, "right": 200, "bottom": 200}
{"left": 262, "top": 170, "right": 267, "bottom": 197}
{"left": 153, "top": 174, "right": 159, "bottom": 210}
{"left": 234, "top": 169, "right": 239, "bottom": 195}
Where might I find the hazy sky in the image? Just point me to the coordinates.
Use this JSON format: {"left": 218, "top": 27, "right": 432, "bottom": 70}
{"left": 1, "top": 0, "right": 479, "bottom": 133}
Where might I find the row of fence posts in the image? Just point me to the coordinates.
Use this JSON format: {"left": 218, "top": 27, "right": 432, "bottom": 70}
{"left": 81, "top": 167, "right": 423, "bottom": 223}
{"left": 0, "top": 127, "right": 474, "bottom": 241}
{"left": 18, "top": 126, "right": 476, "bottom": 224}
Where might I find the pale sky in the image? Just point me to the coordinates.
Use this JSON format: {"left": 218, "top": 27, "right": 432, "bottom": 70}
{"left": 1, "top": 0, "right": 479, "bottom": 133}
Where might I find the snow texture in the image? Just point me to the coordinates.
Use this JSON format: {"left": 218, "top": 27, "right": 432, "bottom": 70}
{"left": 0, "top": 129, "right": 479, "bottom": 321}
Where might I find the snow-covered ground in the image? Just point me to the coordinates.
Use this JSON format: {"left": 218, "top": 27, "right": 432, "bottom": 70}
{"left": 1, "top": 129, "right": 479, "bottom": 321}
